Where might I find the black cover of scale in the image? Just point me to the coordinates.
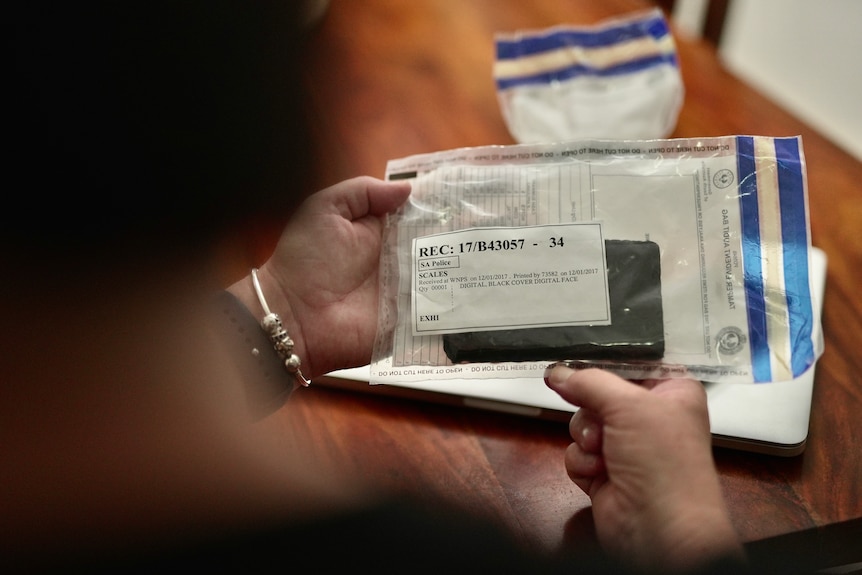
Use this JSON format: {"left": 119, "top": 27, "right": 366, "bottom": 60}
{"left": 442, "top": 239, "right": 665, "bottom": 363}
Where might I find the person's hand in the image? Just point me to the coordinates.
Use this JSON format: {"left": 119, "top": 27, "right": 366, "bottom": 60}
{"left": 545, "top": 366, "right": 745, "bottom": 573}
{"left": 230, "top": 176, "right": 411, "bottom": 378}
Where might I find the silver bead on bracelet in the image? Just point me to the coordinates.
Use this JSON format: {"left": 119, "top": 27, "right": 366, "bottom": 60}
{"left": 251, "top": 268, "right": 311, "bottom": 387}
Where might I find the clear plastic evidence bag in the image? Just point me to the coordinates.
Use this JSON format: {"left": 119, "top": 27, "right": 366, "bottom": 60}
{"left": 370, "top": 136, "right": 822, "bottom": 385}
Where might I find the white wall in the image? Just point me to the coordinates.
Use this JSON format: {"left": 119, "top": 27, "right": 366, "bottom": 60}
{"left": 717, "top": 0, "right": 862, "bottom": 161}
{"left": 671, "top": 0, "right": 710, "bottom": 39}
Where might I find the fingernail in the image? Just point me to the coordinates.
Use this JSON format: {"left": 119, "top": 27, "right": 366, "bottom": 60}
{"left": 543, "top": 363, "right": 555, "bottom": 385}
{"left": 543, "top": 362, "right": 560, "bottom": 385}
{"left": 579, "top": 421, "right": 603, "bottom": 453}
{"left": 544, "top": 361, "right": 573, "bottom": 387}
{"left": 581, "top": 451, "right": 599, "bottom": 468}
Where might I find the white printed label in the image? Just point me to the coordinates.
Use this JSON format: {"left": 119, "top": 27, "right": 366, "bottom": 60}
{"left": 411, "top": 223, "right": 610, "bottom": 336}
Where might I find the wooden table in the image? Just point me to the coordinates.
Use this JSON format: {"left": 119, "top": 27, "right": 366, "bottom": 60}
{"left": 252, "top": 0, "right": 862, "bottom": 570}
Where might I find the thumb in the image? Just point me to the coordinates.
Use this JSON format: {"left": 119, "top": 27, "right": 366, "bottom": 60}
{"left": 322, "top": 176, "right": 411, "bottom": 221}
{"left": 366, "top": 179, "right": 412, "bottom": 216}
{"left": 545, "top": 365, "right": 643, "bottom": 414}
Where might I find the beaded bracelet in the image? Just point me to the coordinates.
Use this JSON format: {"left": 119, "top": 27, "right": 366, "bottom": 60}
{"left": 215, "top": 290, "right": 295, "bottom": 418}
{"left": 251, "top": 268, "right": 311, "bottom": 387}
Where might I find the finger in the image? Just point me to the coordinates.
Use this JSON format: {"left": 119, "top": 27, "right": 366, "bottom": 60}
{"left": 565, "top": 443, "right": 607, "bottom": 497}
{"left": 565, "top": 441, "right": 606, "bottom": 479}
{"left": 569, "top": 408, "right": 603, "bottom": 454}
{"left": 545, "top": 365, "right": 644, "bottom": 414}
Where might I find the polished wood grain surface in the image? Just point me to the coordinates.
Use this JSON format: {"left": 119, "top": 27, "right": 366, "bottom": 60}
{"left": 251, "top": 0, "right": 861, "bottom": 568}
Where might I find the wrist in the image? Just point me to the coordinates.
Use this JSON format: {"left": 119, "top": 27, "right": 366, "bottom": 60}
{"left": 662, "top": 507, "right": 746, "bottom": 573}
{"left": 639, "top": 481, "right": 745, "bottom": 573}
{"left": 212, "top": 290, "right": 297, "bottom": 418}
{"left": 226, "top": 266, "right": 310, "bottom": 386}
